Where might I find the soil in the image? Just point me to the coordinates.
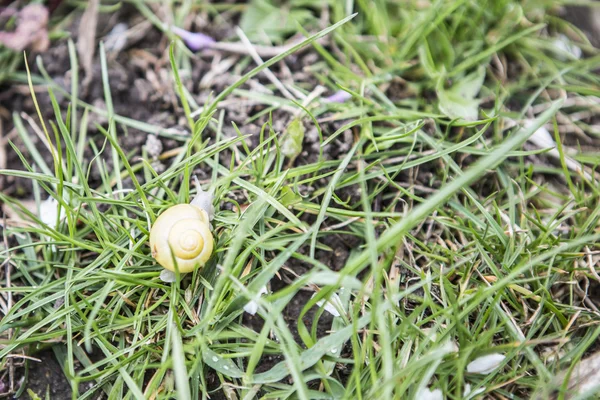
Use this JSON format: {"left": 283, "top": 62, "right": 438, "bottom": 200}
{"left": 0, "top": 3, "right": 361, "bottom": 398}
{"left": 1, "top": 2, "right": 599, "bottom": 399}
{"left": 8, "top": 351, "right": 73, "bottom": 400}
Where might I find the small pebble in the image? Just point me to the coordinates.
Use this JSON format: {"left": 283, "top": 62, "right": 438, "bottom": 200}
{"left": 145, "top": 134, "right": 163, "bottom": 158}
{"left": 151, "top": 160, "right": 165, "bottom": 174}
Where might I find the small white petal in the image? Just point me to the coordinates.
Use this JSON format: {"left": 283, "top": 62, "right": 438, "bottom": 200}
{"left": 243, "top": 300, "right": 259, "bottom": 315}
{"left": 422, "top": 327, "right": 437, "bottom": 342}
{"left": 160, "top": 269, "right": 177, "bottom": 283}
{"left": 463, "top": 383, "right": 486, "bottom": 399}
{"left": 526, "top": 123, "right": 555, "bottom": 149}
{"left": 40, "top": 197, "right": 65, "bottom": 229}
{"left": 440, "top": 340, "right": 459, "bottom": 354}
{"left": 311, "top": 292, "right": 343, "bottom": 317}
{"left": 321, "top": 302, "right": 340, "bottom": 317}
{"left": 243, "top": 285, "right": 268, "bottom": 315}
{"left": 416, "top": 387, "right": 444, "bottom": 400}
{"left": 552, "top": 34, "right": 582, "bottom": 59}
{"left": 422, "top": 328, "right": 459, "bottom": 353}
{"left": 467, "top": 353, "right": 506, "bottom": 374}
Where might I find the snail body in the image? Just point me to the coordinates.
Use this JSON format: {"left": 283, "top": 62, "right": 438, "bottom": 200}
{"left": 150, "top": 203, "right": 213, "bottom": 273}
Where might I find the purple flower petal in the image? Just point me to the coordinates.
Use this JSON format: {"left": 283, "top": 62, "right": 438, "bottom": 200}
{"left": 171, "top": 26, "right": 215, "bottom": 52}
{"left": 323, "top": 90, "right": 352, "bottom": 104}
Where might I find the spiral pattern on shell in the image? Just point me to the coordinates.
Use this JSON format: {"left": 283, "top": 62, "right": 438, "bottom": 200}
{"left": 149, "top": 204, "right": 213, "bottom": 273}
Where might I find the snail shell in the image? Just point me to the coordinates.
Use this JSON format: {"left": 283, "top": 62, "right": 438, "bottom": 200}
{"left": 149, "top": 204, "right": 213, "bottom": 273}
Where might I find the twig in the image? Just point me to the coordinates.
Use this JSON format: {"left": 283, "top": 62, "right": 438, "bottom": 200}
{"left": 235, "top": 27, "right": 296, "bottom": 101}
{"left": 3, "top": 354, "right": 41, "bottom": 362}
{"left": 293, "top": 85, "right": 327, "bottom": 117}
{"left": 20, "top": 112, "right": 54, "bottom": 155}
{"left": 586, "top": 246, "right": 600, "bottom": 282}
{"left": 322, "top": 217, "right": 361, "bottom": 231}
{"left": 200, "top": 55, "right": 238, "bottom": 89}
{"left": 210, "top": 35, "right": 326, "bottom": 58}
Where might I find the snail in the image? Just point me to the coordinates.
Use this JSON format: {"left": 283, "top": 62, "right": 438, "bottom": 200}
{"left": 150, "top": 180, "right": 214, "bottom": 277}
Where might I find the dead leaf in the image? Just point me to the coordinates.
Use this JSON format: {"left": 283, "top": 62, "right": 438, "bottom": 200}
{"left": 77, "top": 0, "right": 99, "bottom": 89}
{"left": 525, "top": 120, "right": 593, "bottom": 181}
{"left": 557, "top": 351, "right": 600, "bottom": 397}
{"left": 0, "top": 4, "right": 50, "bottom": 52}
{"left": 533, "top": 351, "right": 600, "bottom": 399}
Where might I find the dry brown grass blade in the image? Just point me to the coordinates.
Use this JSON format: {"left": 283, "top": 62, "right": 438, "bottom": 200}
{"left": 77, "top": 0, "right": 99, "bottom": 90}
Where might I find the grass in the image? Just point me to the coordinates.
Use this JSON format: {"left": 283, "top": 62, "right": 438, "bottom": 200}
{"left": 2, "top": 0, "right": 600, "bottom": 399}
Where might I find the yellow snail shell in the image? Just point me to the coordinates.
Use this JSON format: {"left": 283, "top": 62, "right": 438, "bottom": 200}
{"left": 149, "top": 204, "right": 213, "bottom": 273}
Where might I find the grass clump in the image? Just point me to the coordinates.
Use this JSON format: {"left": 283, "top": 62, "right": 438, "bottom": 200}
{"left": 2, "top": 0, "right": 600, "bottom": 399}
